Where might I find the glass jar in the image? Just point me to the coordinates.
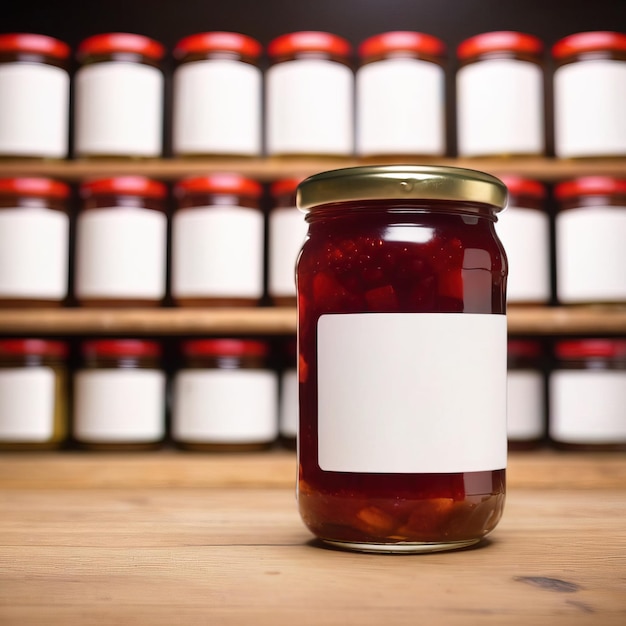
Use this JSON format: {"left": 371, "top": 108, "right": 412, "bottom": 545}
{"left": 456, "top": 31, "right": 545, "bottom": 157}
{"left": 75, "top": 177, "right": 168, "bottom": 306}
{"left": 507, "top": 339, "right": 545, "bottom": 450}
{"left": 296, "top": 165, "right": 508, "bottom": 553}
{"left": 356, "top": 31, "right": 446, "bottom": 158}
{"left": 74, "top": 33, "right": 164, "bottom": 158}
{"left": 266, "top": 31, "right": 353, "bottom": 157}
{"left": 0, "top": 178, "right": 70, "bottom": 306}
{"left": 555, "top": 177, "right": 626, "bottom": 304}
{"left": 279, "top": 338, "right": 298, "bottom": 449}
{"left": 268, "top": 178, "right": 308, "bottom": 306}
{"left": 172, "top": 339, "right": 278, "bottom": 451}
{"left": 550, "top": 339, "right": 626, "bottom": 451}
{"left": 0, "top": 339, "right": 68, "bottom": 450}
{"left": 172, "top": 31, "right": 262, "bottom": 157}
{"left": 496, "top": 176, "right": 550, "bottom": 304}
{"left": 553, "top": 31, "right": 626, "bottom": 158}
{"left": 73, "top": 339, "right": 166, "bottom": 450}
{"left": 172, "top": 174, "right": 264, "bottom": 306}
{"left": 0, "top": 33, "right": 70, "bottom": 159}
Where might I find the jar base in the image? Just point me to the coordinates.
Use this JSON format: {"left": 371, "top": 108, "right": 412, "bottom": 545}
{"left": 320, "top": 537, "right": 481, "bottom": 554}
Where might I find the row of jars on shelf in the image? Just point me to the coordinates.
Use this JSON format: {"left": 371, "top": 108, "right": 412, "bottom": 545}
{"left": 1, "top": 30, "right": 625, "bottom": 159}
{"left": 1, "top": 173, "right": 626, "bottom": 307}
{"left": 0, "top": 336, "right": 624, "bottom": 451}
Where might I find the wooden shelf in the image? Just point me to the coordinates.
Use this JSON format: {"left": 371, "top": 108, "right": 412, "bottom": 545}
{"left": 0, "top": 306, "right": 624, "bottom": 336}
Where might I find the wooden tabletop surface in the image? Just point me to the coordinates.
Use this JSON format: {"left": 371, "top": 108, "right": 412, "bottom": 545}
{"left": 0, "top": 450, "right": 625, "bottom": 625}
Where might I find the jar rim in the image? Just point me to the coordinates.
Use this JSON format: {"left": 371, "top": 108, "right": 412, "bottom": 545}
{"left": 457, "top": 31, "right": 543, "bottom": 59}
{"left": 82, "top": 339, "right": 161, "bottom": 358}
{"left": 499, "top": 175, "right": 546, "bottom": 200}
{"left": 175, "top": 174, "right": 262, "bottom": 198}
{"left": 0, "top": 33, "right": 70, "bottom": 59}
{"left": 268, "top": 31, "right": 351, "bottom": 58}
{"left": 80, "top": 177, "right": 167, "bottom": 199}
{"left": 0, "top": 339, "right": 67, "bottom": 357}
{"left": 183, "top": 339, "right": 268, "bottom": 357}
{"left": 77, "top": 33, "right": 164, "bottom": 61}
{"left": 556, "top": 339, "right": 626, "bottom": 360}
{"left": 296, "top": 165, "right": 508, "bottom": 213}
{"left": 359, "top": 31, "right": 446, "bottom": 58}
{"left": 552, "top": 31, "right": 626, "bottom": 58}
{"left": 554, "top": 177, "right": 626, "bottom": 200}
{"left": 174, "top": 31, "right": 261, "bottom": 59}
{"left": 0, "top": 177, "right": 70, "bottom": 199}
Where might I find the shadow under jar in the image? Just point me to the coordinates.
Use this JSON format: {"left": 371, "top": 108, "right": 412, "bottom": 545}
{"left": 296, "top": 165, "right": 509, "bottom": 553}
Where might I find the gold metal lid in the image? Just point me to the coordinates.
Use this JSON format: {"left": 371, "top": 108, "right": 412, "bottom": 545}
{"left": 296, "top": 164, "right": 508, "bottom": 213}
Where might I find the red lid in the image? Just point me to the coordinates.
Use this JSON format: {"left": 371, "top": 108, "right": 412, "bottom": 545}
{"left": 554, "top": 177, "right": 626, "bottom": 201}
{"left": 359, "top": 31, "right": 446, "bottom": 59}
{"left": 0, "top": 178, "right": 70, "bottom": 199}
{"left": 82, "top": 339, "right": 161, "bottom": 358}
{"left": 556, "top": 339, "right": 626, "bottom": 360}
{"left": 0, "top": 339, "right": 67, "bottom": 358}
{"left": 182, "top": 339, "right": 268, "bottom": 357}
{"left": 77, "top": 33, "right": 164, "bottom": 60}
{"left": 175, "top": 174, "right": 262, "bottom": 198}
{"left": 0, "top": 33, "right": 70, "bottom": 59}
{"left": 174, "top": 31, "right": 261, "bottom": 59}
{"left": 270, "top": 178, "right": 302, "bottom": 199}
{"left": 499, "top": 176, "right": 546, "bottom": 199}
{"left": 508, "top": 339, "right": 542, "bottom": 358}
{"left": 458, "top": 31, "right": 543, "bottom": 59}
{"left": 80, "top": 177, "right": 167, "bottom": 199}
{"left": 553, "top": 31, "right": 626, "bottom": 59}
{"left": 268, "top": 31, "right": 351, "bottom": 59}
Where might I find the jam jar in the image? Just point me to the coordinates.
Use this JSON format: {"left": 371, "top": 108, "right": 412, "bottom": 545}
{"left": 0, "top": 339, "right": 68, "bottom": 451}
{"left": 0, "top": 33, "right": 70, "bottom": 159}
{"left": 296, "top": 165, "right": 508, "bottom": 553}
{"left": 172, "top": 32, "right": 262, "bottom": 157}
{"left": 553, "top": 31, "right": 626, "bottom": 158}
{"left": 73, "top": 339, "right": 166, "bottom": 450}
{"left": 75, "top": 177, "right": 168, "bottom": 306}
{"left": 550, "top": 339, "right": 626, "bottom": 451}
{"left": 0, "top": 178, "right": 70, "bottom": 306}
{"left": 554, "top": 177, "right": 626, "bottom": 304}
{"left": 356, "top": 31, "right": 446, "bottom": 158}
{"left": 456, "top": 31, "right": 545, "bottom": 157}
{"left": 172, "top": 339, "right": 278, "bottom": 451}
{"left": 172, "top": 174, "right": 264, "bottom": 306}
{"left": 74, "top": 33, "right": 165, "bottom": 158}
{"left": 496, "top": 176, "right": 550, "bottom": 304}
{"left": 266, "top": 31, "right": 353, "bottom": 157}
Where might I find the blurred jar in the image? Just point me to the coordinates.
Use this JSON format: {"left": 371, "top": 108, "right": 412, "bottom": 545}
{"left": 555, "top": 177, "right": 626, "bottom": 304}
{"left": 74, "top": 33, "right": 164, "bottom": 158}
{"left": 75, "top": 177, "right": 168, "bottom": 306}
{"left": 0, "top": 178, "right": 70, "bottom": 306}
{"left": 172, "top": 174, "right": 264, "bottom": 306}
{"left": 172, "top": 339, "right": 278, "bottom": 451}
{"left": 172, "top": 31, "right": 262, "bottom": 157}
{"left": 507, "top": 339, "right": 545, "bottom": 450}
{"left": 356, "top": 31, "right": 446, "bottom": 157}
{"left": 0, "top": 33, "right": 70, "bottom": 159}
{"left": 266, "top": 31, "right": 353, "bottom": 156}
{"left": 73, "top": 339, "right": 166, "bottom": 450}
{"left": 550, "top": 339, "right": 626, "bottom": 451}
{"left": 553, "top": 31, "right": 626, "bottom": 159}
{"left": 496, "top": 176, "right": 550, "bottom": 304}
{"left": 0, "top": 339, "right": 68, "bottom": 450}
{"left": 457, "top": 31, "right": 544, "bottom": 157}
{"left": 278, "top": 338, "right": 297, "bottom": 449}
{"left": 268, "top": 178, "right": 307, "bottom": 305}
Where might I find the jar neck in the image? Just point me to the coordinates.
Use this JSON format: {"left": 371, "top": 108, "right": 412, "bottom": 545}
{"left": 360, "top": 50, "right": 444, "bottom": 67}
{"left": 0, "top": 196, "right": 68, "bottom": 212}
{"left": 80, "top": 53, "right": 161, "bottom": 69}
{"left": 177, "top": 193, "right": 259, "bottom": 210}
{"left": 82, "top": 355, "right": 159, "bottom": 369}
{"left": 0, "top": 354, "right": 64, "bottom": 367}
{"left": 177, "top": 51, "right": 259, "bottom": 66}
{"left": 183, "top": 354, "right": 267, "bottom": 369}
{"left": 271, "top": 51, "right": 351, "bottom": 67}
{"left": 555, "top": 50, "right": 626, "bottom": 67}
{"left": 557, "top": 194, "right": 626, "bottom": 212}
{"left": 459, "top": 50, "right": 542, "bottom": 67}
{"left": 0, "top": 51, "right": 68, "bottom": 69}
{"left": 82, "top": 194, "right": 166, "bottom": 212}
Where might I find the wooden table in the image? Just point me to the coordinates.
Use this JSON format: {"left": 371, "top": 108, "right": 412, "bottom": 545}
{"left": 1, "top": 450, "right": 625, "bottom": 625}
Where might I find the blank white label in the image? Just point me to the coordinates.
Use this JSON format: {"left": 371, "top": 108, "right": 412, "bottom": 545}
{"left": 317, "top": 313, "right": 508, "bottom": 473}
{"left": 507, "top": 370, "right": 544, "bottom": 440}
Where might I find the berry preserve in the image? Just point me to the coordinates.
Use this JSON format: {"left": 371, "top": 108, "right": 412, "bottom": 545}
{"left": 296, "top": 165, "right": 508, "bottom": 553}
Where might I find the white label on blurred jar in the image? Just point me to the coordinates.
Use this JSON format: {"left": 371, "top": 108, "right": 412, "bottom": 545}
{"left": 173, "top": 59, "right": 261, "bottom": 156}
{"left": 0, "top": 207, "right": 69, "bottom": 299}
{"left": 75, "top": 207, "right": 166, "bottom": 300}
{"left": 0, "top": 63, "right": 69, "bottom": 158}
{"left": 268, "top": 207, "right": 308, "bottom": 298}
{"left": 173, "top": 370, "right": 278, "bottom": 443}
{"left": 554, "top": 60, "right": 626, "bottom": 158}
{"left": 356, "top": 58, "right": 444, "bottom": 156}
{"left": 172, "top": 206, "right": 263, "bottom": 298}
{"left": 280, "top": 368, "right": 298, "bottom": 439}
{"left": 317, "top": 313, "right": 507, "bottom": 473}
{"left": 496, "top": 206, "right": 550, "bottom": 303}
{"left": 556, "top": 207, "right": 626, "bottom": 303}
{"left": 457, "top": 59, "right": 543, "bottom": 156}
{"left": 507, "top": 370, "right": 544, "bottom": 441}
{"left": 0, "top": 368, "right": 55, "bottom": 441}
{"left": 74, "top": 370, "right": 165, "bottom": 442}
{"left": 550, "top": 371, "right": 626, "bottom": 443}
{"left": 74, "top": 62, "right": 163, "bottom": 157}
{"left": 266, "top": 59, "right": 353, "bottom": 155}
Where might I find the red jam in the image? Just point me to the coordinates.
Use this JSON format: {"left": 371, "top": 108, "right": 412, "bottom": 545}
{"left": 295, "top": 165, "right": 508, "bottom": 552}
